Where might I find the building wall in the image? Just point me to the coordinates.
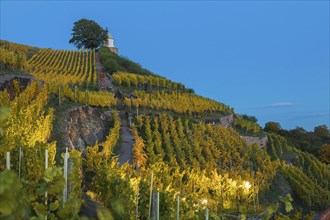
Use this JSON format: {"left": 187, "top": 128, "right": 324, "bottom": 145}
{"left": 241, "top": 135, "right": 269, "bottom": 149}
{"left": 205, "top": 114, "right": 235, "bottom": 128}
{"left": 107, "top": 39, "right": 114, "bottom": 48}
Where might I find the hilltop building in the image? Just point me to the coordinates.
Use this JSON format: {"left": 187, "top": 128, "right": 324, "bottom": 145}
{"left": 104, "top": 31, "right": 118, "bottom": 54}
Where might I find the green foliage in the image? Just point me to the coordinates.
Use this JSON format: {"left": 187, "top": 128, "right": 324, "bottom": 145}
{"left": 131, "top": 113, "right": 278, "bottom": 216}
{"left": 0, "top": 106, "right": 10, "bottom": 122}
{"left": 66, "top": 149, "right": 83, "bottom": 216}
{"left": 85, "top": 149, "right": 136, "bottom": 219}
{"left": 0, "top": 82, "right": 55, "bottom": 170}
{"left": 112, "top": 72, "right": 191, "bottom": 92}
{"left": 0, "top": 170, "right": 24, "bottom": 217}
{"left": 2, "top": 38, "right": 329, "bottom": 219}
{"left": 277, "top": 125, "right": 329, "bottom": 157}
{"left": 84, "top": 111, "right": 134, "bottom": 218}
{"left": 234, "top": 117, "right": 261, "bottom": 134}
{"left": 319, "top": 144, "right": 330, "bottom": 164}
{"left": 0, "top": 91, "right": 10, "bottom": 135}
{"left": 128, "top": 90, "right": 233, "bottom": 116}
{"left": 0, "top": 167, "right": 81, "bottom": 219}
{"left": 96, "top": 206, "right": 114, "bottom": 220}
{"left": 268, "top": 134, "right": 330, "bottom": 210}
{"left": 45, "top": 82, "right": 117, "bottom": 107}
{"left": 280, "top": 194, "right": 293, "bottom": 213}
{"left": 69, "top": 19, "right": 108, "bottom": 49}
{"left": 280, "top": 164, "right": 329, "bottom": 209}
{"left": 99, "top": 46, "right": 157, "bottom": 76}
{"left": 103, "top": 57, "right": 121, "bottom": 73}
{"left": 137, "top": 114, "right": 275, "bottom": 175}
{"left": 267, "top": 134, "right": 290, "bottom": 160}
{"left": 314, "top": 125, "right": 330, "bottom": 138}
{"left": 242, "top": 114, "right": 258, "bottom": 123}
{"left": 264, "top": 122, "right": 281, "bottom": 133}
{"left": 28, "top": 49, "right": 99, "bottom": 90}
{"left": 0, "top": 40, "right": 38, "bottom": 71}
{"left": 260, "top": 193, "right": 293, "bottom": 220}
{"left": 0, "top": 40, "right": 38, "bottom": 59}
{"left": 0, "top": 81, "right": 82, "bottom": 219}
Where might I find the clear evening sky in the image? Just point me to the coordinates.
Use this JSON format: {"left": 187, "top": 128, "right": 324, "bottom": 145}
{"left": 1, "top": 1, "right": 329, "bottom": 131}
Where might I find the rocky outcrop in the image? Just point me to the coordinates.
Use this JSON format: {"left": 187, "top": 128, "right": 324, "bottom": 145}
{"left": 241, "top": 135, "right": 268, "bottom": 148}
{"left": 65, "top": 106, "right": 112, "bottom": 153}
{"left": 205, "top": 114, "right": 235, "bottom": 128}
{"left": 319, "top": 205, "right": 330, "bottom": 220}
{"left": 0, "top": 74, "right": 34, "bottom": 100}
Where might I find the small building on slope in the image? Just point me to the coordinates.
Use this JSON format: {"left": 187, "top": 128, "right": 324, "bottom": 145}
{"left": 104, "top": 31, "right": 118, "bottom": 54}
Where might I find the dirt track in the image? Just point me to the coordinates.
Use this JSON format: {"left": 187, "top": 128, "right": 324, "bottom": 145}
{"left": 95, "top": 53, "right": 113, "bottom": 91}
{"left": 118, "top": 110, "right": 133, "bottom": 165}
{"left": 95, "top": 52, "right": 133, "bottom": 165}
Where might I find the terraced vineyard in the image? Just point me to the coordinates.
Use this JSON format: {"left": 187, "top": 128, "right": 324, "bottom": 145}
{"left": 28, "top": 49, "right": 98, "bottom": 89}
{"left": 112, "top": 71, "right": 189, "bottom": 92}
{"left": 125, "top": 90, "right": 233, "bottom": 116}
{"left": 267, "top": 134, "right": 330, "bottom": 208}
{"left": 0, "top": 40, "right": 38, "bottom": 71}
{"left": 1, "top": 41, "right": 329, "bottom": 219}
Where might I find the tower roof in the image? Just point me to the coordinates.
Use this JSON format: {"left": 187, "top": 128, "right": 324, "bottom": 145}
{"left": 107, "top": 32, "right": 113, "bottom": 39}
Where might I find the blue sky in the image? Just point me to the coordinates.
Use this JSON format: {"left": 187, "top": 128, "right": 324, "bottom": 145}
{"left": 1, "top": 1, "right": 329, "bottom": 131}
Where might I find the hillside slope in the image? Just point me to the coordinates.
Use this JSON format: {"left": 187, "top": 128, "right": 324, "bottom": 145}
{"left": 0, "top": 41, "right": 329, "bottom": 219}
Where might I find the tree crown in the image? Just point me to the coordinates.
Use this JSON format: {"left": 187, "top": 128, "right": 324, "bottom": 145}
{"left": 69, "top": 19, "right": 108, "bottom": 50}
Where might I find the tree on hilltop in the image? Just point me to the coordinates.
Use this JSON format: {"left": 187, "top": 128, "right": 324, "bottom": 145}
{"left": 264, "top": 121, "right": 281, "bottom": 133}
{"left": 314, "top": 125, "right": 330, "bottom": 139}
{"left": 319, "top": 144, "right": 330, "bottom": 164}
{"left": 69, "top": 19, "right": 108, "bottom": 49}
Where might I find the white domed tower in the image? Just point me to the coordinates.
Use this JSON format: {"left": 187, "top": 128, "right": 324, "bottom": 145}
{"left": 106, "top": 32, "right": 114, "bottom": 48}
{"left": 104, "top": 30, "right": 118, "bottom": 54}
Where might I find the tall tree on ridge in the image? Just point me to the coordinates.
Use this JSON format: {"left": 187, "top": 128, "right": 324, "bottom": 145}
{"left": 69, "top": 19, "right": 108, "bottom": 50}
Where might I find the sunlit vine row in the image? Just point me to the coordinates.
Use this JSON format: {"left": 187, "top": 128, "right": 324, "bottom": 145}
{"left": 0, "top": 40, "right": 36, "bottom": 55}
{"left": 125, "top": 90, "right": 233, "bottom": 115}
{"left": 0, "top": 48, "right": 27, "bottom": 70}
{"left": 129, "top": 113, "right": 278, "bottom": 215}
{"left": 28, "top": 49, "right": 97, "bottom": 88}
{"left": 112, "top": 72, "right": 189, "bottom": 92}
{"left": 267, "top": 134, "right": 330, "bottom": 209}
{"left": 280, "top": 163, "right": 330, "bottom": 208}
{"left": 0, "top": 81, "right": 53, "bottom": 153}
{"left": 0, "top": 81, "right": 57, "bottom": 185}
{"left": 46, "top": 82, "right": 117, "bottom": 107}
{"left": 0, "top": 81, "right": 83, "bottom": 219}
{"left": 0, "top": 40, "right": 38, "bottom": 70}
{"left": 85, "top": 110, "right": 129, "bottom": 211}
